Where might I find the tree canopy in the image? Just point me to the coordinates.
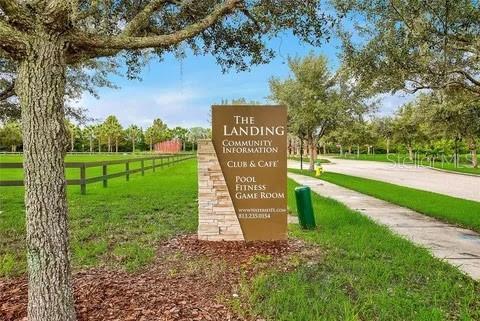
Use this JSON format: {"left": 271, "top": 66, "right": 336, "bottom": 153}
{"left": 336, "top": 0, "right": 480, "bottom": 95}
{"left": 270, "top": 53, "right": 370, "bottom": 169}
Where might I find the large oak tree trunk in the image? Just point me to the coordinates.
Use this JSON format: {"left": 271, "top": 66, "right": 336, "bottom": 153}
{"left": 16, "top": 35, "right": 76, "bottom": 321}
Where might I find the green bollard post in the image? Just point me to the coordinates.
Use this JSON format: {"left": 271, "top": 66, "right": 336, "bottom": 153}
{"left": 294, "top": 186, "right": 316, "bottom": 229}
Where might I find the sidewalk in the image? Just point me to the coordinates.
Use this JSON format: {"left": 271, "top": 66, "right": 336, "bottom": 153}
{"left": 288, "top": 172, "right": 480, "bottom": 279}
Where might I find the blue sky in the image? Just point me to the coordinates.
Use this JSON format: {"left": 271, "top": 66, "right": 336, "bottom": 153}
{"left": 79, "top": 32, "right": 414, "bottom": 129}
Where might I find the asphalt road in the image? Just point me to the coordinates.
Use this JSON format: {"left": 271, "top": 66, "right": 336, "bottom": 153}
{"left": 288, "top": 158, "right": 480, "bottom": 202}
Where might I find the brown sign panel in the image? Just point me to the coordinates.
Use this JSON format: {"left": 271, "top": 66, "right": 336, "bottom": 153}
{"left": 212, "top": 105, "right": 287, "bottom": 241}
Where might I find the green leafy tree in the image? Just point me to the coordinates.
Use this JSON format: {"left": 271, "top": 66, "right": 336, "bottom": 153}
{"left": 363, "top": 121, "right": 379, "bottom": 154}
{"left": 352, "top": 121, "right": 368, "bottom": 156}
{"left": 82, "top": 125, "right": 96, "bottom": 153}
{"left": 125, "top": 125, "right": 142, "bottom": 152}
{"left": 144, "top": 127, "right": 155, "bottom": 152}
{"left": 332, "top": 119, "right": 371, "bottom": 156}
{"left": 392, "top": 103, "right": 426, "bottom": 160}
{"left": 188, "top": 127, "right": 211, "bottom": 151}
{"left": 419, "top": 90, "right": 480, "bottom": 168}
{"left": 145, "top": 118, "right": 169, "bottom": 151}
{"left": 93, "top": 124, "right": 107, "bottom": 153}
{"left": 337, "top": 0, "right": 480, "bottom": 95}
{"left": 326, "top": 117, "right": 366, "bottom": 155}
{"left": 0, "top": 120, "right": 22, "bottom": 151}
{"left": 371, "top": 116, "right": 394, "bottom": 154}
{"left": 65, "top": 121, "right": 80, "bottom": 152}
{"left": 170, "top": 126, "right": 189, "bottom": 151}
{"left": 272, "top": 73, "right": 308, "bottom": 159}
{"left": 325, "top": 127, "right": 348, "bottom": 155}
{"left": 101, "top": 115, "right": 123, "bottom": 152}
{"left": 270, "top": 53, "right": 369, "bottom": 170}
{"left": 270, "top": 54, "right": 334, "bottom": 170}
{"left": 0, "top": 59, "right": 115, "bottom": 123}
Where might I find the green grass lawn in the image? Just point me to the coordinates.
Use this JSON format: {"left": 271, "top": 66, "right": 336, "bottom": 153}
{"left": 0, "top": 158, "right": 198, "bottom": 276}
{"left": 245, "top": 179, "right": 480, "bottom": 321}
{"left": 289, "top": 169, "right": 480, "bottom": 233}
{"left": 335, "top": 153, "right": 480, "bottom": 175}
{"left": 288, "top": 156, "right": 331, "bottom": 164}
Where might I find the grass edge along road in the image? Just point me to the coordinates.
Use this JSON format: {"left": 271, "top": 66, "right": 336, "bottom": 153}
{"left": 242, "top": 179, "right": 480, "bottom": 321}
{"left": 288, "top": 169, "right": 480, "bottom": 233}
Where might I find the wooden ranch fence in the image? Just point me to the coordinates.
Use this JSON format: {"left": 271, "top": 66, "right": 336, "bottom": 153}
{"left": 0, "top": 154, "right": 195, "bottom": 194}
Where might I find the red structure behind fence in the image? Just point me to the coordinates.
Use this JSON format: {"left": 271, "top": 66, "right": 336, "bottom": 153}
{"left": 154, "top": 139, "right": 182, "bottom": 153}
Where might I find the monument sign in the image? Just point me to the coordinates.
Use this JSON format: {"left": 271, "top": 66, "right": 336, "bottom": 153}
{"left": 197, "top": 105, "right": 287, "bottom": 241}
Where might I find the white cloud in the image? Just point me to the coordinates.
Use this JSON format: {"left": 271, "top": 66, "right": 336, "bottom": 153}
{"left": 77, "top": 85, "right": 212, "bottom": 128}
{"left": 153, "top": 88, "right": 199, "bottom": 106}
{"left": 375, "top": 92, "right": 417, "bottom": 116}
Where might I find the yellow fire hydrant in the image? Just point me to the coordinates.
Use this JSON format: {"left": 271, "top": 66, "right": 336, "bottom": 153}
{"left": 315, "top": 165, "right": 324, "bottom": 177}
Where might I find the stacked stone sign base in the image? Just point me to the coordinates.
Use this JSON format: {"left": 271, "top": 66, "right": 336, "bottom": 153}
{"left": 197, "top": 139, "right": 244, "bottom": 241}
{"left": 198, "top": 105, "right": 287, "bottom": 241}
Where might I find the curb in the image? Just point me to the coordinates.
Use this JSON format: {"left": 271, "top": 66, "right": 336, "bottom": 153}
{"left": 426, "top": 166, "right": 480, "bottom": 177}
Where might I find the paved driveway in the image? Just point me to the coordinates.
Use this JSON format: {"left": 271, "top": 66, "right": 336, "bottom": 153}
{"left": 288, "top": 158, "right": 480, "bottom": 202}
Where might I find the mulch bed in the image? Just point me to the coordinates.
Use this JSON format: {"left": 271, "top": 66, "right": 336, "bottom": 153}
{"left": 1, "top": 235, "right": 313, "bottom": 321}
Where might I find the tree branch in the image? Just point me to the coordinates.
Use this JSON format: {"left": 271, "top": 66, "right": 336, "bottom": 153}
{"left": 0, "top": 19, "right": 28, "bottom": 58}
{"left": 42, "top": 0, "right": 74, "bottom": 30}
{"left": 72, "top": 0, "right": 99, "bottom": 22}
{"left": 388, "top": 0, "right": 415, "bottom": 32}
{"left": 451, "top": 69, "right": 480, "bottom": 87}
{"left": 0, "top": 80, "right": 15, "bottom": 101}
{"left": 69, "top": 0, "right": 243, "bottom": 53}
{"left": 122, "top": 0, "right": 171, "bottom": 36}
{"left": 0, "top": 0, "right": 33, "bottom": 30}
{"left": 404, "top": 78, "right": 480, "bottom": 95}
